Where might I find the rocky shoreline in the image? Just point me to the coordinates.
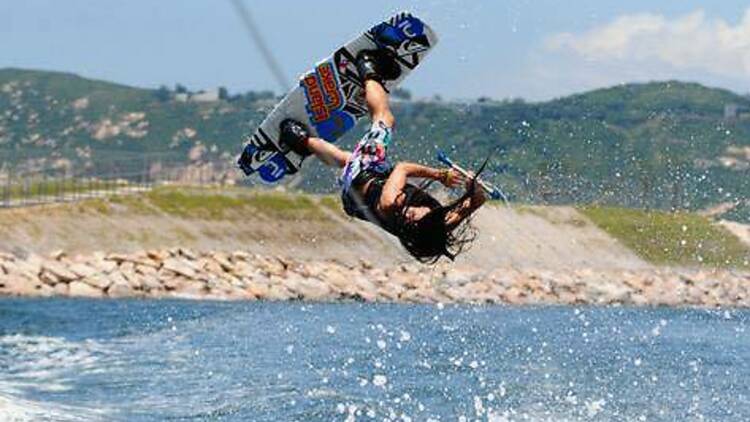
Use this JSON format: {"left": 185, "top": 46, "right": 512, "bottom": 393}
{"left": 0, "top": 249, "right": 749, "bottom": 307}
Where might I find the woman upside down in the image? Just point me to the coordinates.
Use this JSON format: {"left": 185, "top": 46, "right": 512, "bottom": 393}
{"left": 278, "top": 49, "right": 487, "bottom": 263}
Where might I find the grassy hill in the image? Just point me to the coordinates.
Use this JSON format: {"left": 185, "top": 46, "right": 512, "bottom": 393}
{"left": 0, "top": 68, "right": 272, "bottom": 175}
{"left": 392, "top": 82, "right": 750, "bottom": 221}
{"left": 1, "top": 68, "right": 748, "bottom": 221}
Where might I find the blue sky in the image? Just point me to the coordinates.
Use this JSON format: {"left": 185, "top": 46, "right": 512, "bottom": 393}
{"left": 2, "top": 1, "right": 749, "bottom": 100}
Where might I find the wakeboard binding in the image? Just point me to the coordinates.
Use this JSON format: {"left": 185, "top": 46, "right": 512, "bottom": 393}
{"left": 356, "top": 49, "right": 402, "bottom": 85}
{"left": 279, "top": 119, "right": 312, "bottom": 158}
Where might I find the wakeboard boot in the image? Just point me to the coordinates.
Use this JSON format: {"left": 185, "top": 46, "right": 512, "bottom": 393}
{"left": 370, "top": 22, "right": 405, "bottom": 49}
{"left": 355, "top": 49, "right": 401, "bottom": 85}
{"left": 279, "top": 119, "right": 312, "bottom": 158}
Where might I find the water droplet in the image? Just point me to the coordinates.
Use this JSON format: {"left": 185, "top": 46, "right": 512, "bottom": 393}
{"left": 372, "top": 374, "right": 387, "bottom": 387}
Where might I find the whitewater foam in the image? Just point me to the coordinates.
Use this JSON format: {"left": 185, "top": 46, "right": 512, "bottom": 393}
{"left": 0, "top": 334, "right": 114, "bottom": 421}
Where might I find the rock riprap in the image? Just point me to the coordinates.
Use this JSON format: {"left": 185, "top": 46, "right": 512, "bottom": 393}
{"left": 0, "top": 250, "right": 748, "bottom": 307}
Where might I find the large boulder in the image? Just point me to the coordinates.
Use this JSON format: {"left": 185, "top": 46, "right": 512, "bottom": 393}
{"left": 107, "top": 281, "right": 135, "bottom": 298}
{"left": 1, "top": 261, "right": 37, "bottom": 282}
{"left": 231, "top": 251, "right": 252, "bottom": 262}
{"left": 1, "top": 276, "right": 41, "bottom": 296}
{"left": 83, "top": 274, "right": 113, "bottom": 290}
{"left": 120, "top": 265, "right": 144, "bottom": 290}
{"left": 209, "top": 253, "right": 234, "bottom": 272}
{"left": 14, "top": 254, "right": 44, "bottom": 276}
{"left": 245, "top": 281, "right": 271, "bottom": 299}
{"left": 146, "top": 249, "right": 169, "bottom": 262}
{"left": 284, "top": 275, "right": 333, "bottom": 302}
{"left": 136, "top": 264, "right": 158, "bottom": 277}
{"left": 440, "top": 267, "right": 480, "bottom": 286}
{"left": 399, "top": 287, "right": 440, "bottom": 304}
{"left": 41, "top": 261, "right": 78, "bottom": 283}
{"left": 162, "top": 258, "right": 198, "bottom": 279}
{"left": 53, "top": 282, "right": 69, "bottom": 296}
{"left": 141, "top": 276, "right": 164, "bottom": 292}
{"left": 377, "top": 284, "right": 405, "bottom": 302}
{"left": 171, "top": 279, "right": 208, "bottom": 299}
{"left": 255, "top": 256, "right": 286, "bottom": 276}
{"left": 158, "top": 269, "right": 181, "bottom": 290}
{"left": 68, "top": 281, "right": 104, "bottom": 298}
{"left": 90, "top": 257, "right": 118, "bottom": 274}
{"left": 265, "top": 280, "right": 295, "bottom": 301}
{"left": 69, "top": 263, "right": 98, "bottom": 279}
{"left": 36, "top": 284, "right": 55, "bottom": 297}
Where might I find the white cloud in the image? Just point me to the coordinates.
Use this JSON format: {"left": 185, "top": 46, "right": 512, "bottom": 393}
{"left": 546, "top": 9, "right": 750, "bottom": 80}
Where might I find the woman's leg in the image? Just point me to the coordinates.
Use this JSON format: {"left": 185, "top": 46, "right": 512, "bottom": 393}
{"left": 364, "top": 80, "right": 395, "bottom": 127}
{"left": 296, "top": 80, "right": 393, "bottom": 169}
{"left": 304, "top": 137, "right": 351, "bottom": 168}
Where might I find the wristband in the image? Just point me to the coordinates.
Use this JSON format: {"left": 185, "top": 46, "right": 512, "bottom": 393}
{"left": 442, "top": 169, "right": 453, "bottom": 185}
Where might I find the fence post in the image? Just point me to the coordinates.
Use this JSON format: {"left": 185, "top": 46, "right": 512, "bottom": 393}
{"left": 38, "top": 173, "right": 42, "bottom": 205}
{"left": 141, "top": 156, "right": 146, "bottom": 190}
{"left": 3, "top": 166, "right": 10, "bottom": 207}
{"left": 56, "top": 172, "right": 61, "bottom": 203}
{"left": 5, "top": 167, "right": 10, "bottom": 207}
{"left": 22, "top": 174, "right": 27, "bottom": 206}
{"left": 41, "top": 171, "right": 45, "bottom": 205}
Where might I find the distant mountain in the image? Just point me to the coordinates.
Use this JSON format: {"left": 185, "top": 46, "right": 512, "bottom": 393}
{"left": 392, "top": 81, "right": 750, "bottom": 222}
{"left": 1, "top": 68, "right": 748, "bottom": 221}
{"left": 0, "top": 67, "right": 273, "bottom": 174}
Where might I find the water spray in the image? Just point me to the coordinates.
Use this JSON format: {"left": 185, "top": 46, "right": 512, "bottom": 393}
{"left": 436, "top": 150, "right": 509, "bottom": 205}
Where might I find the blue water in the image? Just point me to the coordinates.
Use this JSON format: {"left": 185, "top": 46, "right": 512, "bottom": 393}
{"left": 0, "top": 299, "right": 748, "bottom": 421}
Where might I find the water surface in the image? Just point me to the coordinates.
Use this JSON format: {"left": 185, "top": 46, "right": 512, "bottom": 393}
{"left": 0, "top": 298, "right": 748, "bottom": 421}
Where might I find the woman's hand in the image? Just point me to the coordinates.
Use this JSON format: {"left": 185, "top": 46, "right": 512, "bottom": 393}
{"left": 463, "top": 174, "right": 487, "bottom": 203}
{"left": 443, "top": 175, "right": 488, "bottom": 230}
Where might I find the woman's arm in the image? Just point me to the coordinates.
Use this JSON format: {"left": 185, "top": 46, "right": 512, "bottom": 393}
{"left": 379, "top": 162, "right": 463, "bottom": 212}
{"left": 390, "top": 162, "right": 442, "bottom": 180}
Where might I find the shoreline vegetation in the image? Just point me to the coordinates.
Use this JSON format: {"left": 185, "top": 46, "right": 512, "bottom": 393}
{"left": 0, "top": 188, "right": 748, "bottom": 307}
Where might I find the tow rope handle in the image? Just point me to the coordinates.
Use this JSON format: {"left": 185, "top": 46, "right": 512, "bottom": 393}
{"left": 436, "top": 151, "right": 509, "bottom": 203}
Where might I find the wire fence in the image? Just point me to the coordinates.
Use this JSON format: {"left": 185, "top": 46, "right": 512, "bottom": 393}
{"left": 0, "top": 157, "right": 237, "bottom": 209}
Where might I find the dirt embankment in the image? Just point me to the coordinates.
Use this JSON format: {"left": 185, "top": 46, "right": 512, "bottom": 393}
{"left": 0, "top": 189, "right": 653, "bottom": 271}
{"left": 720, "top": 220, "right": 750, "bottom": 247}
{"left": 0, "top": 190, "right": 400, "bottom": 264}
{"left": 1, "top": 188, "right": 749, "bottom": 306}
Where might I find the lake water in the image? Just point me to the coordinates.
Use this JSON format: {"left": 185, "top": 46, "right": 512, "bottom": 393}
{"left": 0, "top": 298, "right": 748, "bottom": 421}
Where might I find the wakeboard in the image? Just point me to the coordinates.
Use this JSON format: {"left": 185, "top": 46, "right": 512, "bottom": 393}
{"left": 237, "top": 11, "right": 438, "bottom": 183}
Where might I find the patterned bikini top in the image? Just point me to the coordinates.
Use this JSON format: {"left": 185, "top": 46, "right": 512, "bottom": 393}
{"left": 340, "top": 170, "right": 399, "bottom": 235}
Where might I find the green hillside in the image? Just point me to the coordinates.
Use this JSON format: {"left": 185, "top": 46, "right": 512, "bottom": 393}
{"left": 1, "top": 68, "right": 748, "bottom": 221}
{"left": 0, "top": 68, "right": 272, "bottom": 173}
{"left": 393, "top": 82, "right": 750, "bottom": 221}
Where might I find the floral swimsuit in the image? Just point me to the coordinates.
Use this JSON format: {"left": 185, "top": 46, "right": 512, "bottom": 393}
{"left": 339, "top": 121, "right": 394, "bottom": 191}
{"left": 338, "top": 121, "right": 395, "bottom": 223}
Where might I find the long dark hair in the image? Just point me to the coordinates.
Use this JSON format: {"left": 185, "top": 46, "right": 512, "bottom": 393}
{"left": 392, "top": 160, "right": 488, "bottom": 264}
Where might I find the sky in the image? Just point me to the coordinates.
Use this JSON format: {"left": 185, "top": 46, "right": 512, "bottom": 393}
{"left": 2, "top": 0, "right": 750, "bottom": 101}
